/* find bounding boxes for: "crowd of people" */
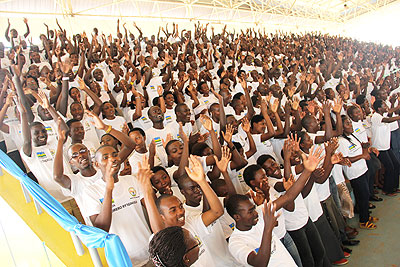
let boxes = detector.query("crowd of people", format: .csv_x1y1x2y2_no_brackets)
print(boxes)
1,17,400,267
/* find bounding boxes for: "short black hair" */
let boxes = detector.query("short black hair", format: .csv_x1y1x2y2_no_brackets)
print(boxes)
151,165,168,175
243,164,263,188
355,94,366,105
226,194,250,218
165,139,180,156
29,121,44,130
373,99,384,112
256,154,275,166
251,114,264,128
66,118,81,129
129,127,145,137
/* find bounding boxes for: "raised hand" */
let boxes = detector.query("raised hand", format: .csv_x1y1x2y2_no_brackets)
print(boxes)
222,124,234,143
85,109,107,130
58,59,72,74
248,188,266,206
263,201,280,231
162,133,173,148
38,90,50,109
77,77,86,89
104,158,117,190
325,137,339,155
137,155,154,194
289,132,300,152
184,155,205,183
270,98,279,113
213,146,231,173
241,117,251,133
283,174,295,191
331,152,344,164
199,114,213,132
302,145,324,172
157,85,163,96
292,96,300,111
332,98,343,114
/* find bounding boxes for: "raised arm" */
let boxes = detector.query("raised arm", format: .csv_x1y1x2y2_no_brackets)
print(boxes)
247,202,279,267
136,157,165,233
89,158,117,232
55,60,72,117
23,18,30,38
173,123,189,181
274,145,323,210
185,155,224,227
53,118,71,189
214,146,236,197
260,99,275,141
85,110,135,162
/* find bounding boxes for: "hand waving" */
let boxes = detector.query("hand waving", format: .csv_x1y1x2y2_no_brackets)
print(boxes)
213,146,232,173
185,155,206,183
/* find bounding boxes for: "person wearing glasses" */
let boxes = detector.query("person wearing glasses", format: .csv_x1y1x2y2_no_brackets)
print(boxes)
52,110,135,224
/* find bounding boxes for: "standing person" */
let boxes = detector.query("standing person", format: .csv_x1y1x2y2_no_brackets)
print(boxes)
228,144,323,267
371,99,400,195
338,115,378,229
79,115,151,266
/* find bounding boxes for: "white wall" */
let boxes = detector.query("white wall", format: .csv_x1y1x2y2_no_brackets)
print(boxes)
344,1,400,46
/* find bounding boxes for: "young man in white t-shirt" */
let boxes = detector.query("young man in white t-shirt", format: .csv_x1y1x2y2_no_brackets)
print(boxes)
53,111,135,222
136,155,224,267
371,99,400,195
78,113,151,266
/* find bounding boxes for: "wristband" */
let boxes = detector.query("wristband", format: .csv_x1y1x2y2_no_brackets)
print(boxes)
105,125,112,134
62,77,69,81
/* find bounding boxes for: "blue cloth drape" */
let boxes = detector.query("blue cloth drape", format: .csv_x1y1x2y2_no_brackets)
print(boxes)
0,150,132,267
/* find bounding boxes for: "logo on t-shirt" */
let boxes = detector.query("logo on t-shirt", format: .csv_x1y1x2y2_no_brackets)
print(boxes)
348,144,356,151
154,137,163,147
45,126,53,133
36,151,46,158
354,128,361,133
229,222,235,230
128,187,137,197
165,115,172,121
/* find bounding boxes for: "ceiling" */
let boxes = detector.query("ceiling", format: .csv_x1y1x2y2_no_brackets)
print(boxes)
0,0,398,25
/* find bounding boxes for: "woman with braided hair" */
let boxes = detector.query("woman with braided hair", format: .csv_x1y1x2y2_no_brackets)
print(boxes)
149,226,200,267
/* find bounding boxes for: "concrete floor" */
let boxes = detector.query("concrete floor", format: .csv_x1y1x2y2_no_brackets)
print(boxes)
345,193,400,267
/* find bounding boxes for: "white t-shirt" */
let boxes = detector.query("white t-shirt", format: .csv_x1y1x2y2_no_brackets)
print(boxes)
337,136,368,180
20,141,72,203
228,210,296,267
351,120,369,143
269,175,308,232
146,76,163,106
81,175,151,266
131,107,153,131
61,171,102,223
164,107,176,126
370,112,391,151
184,201,238,266
128,150,162,175
80,116,100,146
100,116,127,136
183,215,217,267
252,134,277,161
